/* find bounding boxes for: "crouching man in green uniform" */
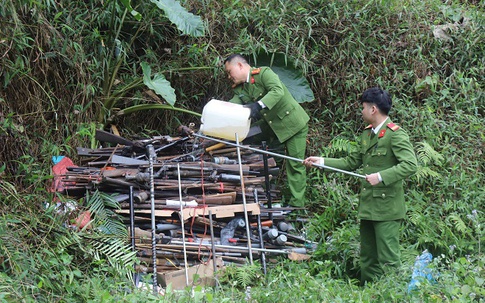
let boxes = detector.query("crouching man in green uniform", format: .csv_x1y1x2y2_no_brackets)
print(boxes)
224,54,310,207
303,87,417,284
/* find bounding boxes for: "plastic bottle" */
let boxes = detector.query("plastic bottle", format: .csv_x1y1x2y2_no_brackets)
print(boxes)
200,99,251,141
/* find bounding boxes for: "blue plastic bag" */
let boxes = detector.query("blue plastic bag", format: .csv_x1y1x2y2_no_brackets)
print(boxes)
408,249,434,292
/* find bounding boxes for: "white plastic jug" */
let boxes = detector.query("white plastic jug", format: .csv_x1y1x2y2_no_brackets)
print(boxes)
200,99,251,141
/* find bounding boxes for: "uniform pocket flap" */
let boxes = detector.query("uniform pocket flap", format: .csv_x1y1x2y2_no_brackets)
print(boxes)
277,103,295,119
372,189,395,199
372,147,387,156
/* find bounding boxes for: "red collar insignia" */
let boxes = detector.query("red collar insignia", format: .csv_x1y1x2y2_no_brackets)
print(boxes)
378,129,386,138
250,77,255,84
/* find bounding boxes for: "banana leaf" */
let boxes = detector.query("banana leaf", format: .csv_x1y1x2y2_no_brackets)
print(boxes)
252,52,315,103
150,0,205,37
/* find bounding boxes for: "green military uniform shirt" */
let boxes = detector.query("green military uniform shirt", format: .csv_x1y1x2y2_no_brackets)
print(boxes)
324,118,418,220
228,67,309,143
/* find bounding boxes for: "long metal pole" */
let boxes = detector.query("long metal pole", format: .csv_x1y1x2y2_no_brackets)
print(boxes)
177,164,190,287
129,186,139,286
208,211,218,275
261,141,273,221
235,133,253,264
254,189,267,275
147,145,157,294
192,132,365,179
170,240,298,255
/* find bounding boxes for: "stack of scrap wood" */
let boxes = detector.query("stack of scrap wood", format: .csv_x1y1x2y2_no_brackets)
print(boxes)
58,129,313,286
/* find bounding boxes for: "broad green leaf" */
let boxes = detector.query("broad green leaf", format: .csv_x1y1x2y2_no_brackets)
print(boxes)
118,0,142,21
141,62,177,106
150,0,205,37
253,52,315,103
116,104,201,117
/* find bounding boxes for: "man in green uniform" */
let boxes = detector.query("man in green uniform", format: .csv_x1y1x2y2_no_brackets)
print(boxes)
303,87,417,284
224,54,310,207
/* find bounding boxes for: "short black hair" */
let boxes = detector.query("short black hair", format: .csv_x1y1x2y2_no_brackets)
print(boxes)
224,54,247,65
360,87,392,115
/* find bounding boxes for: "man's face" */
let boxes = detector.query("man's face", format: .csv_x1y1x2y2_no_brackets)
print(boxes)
361,102,375,124
224,61,246,85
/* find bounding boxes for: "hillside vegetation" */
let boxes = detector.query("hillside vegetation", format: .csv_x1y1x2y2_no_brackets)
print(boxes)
1,0,484,302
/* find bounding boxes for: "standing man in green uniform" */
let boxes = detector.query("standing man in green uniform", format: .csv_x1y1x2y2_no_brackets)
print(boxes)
303,87,417,284
224,54,310,207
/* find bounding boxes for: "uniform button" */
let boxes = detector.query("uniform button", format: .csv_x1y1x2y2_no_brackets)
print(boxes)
378,153,381,155
263,113,267,116
381,193,386,198
363,188,366,191
286,111,289,115
269,121,272,124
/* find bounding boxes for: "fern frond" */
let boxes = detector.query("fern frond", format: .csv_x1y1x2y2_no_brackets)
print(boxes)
447,214,468,235
85,235,137,283
408,212,424,227
56,232,82,251
219,261,262,288
413,166,442,183
86,190,127,237
61,190,136,282
326,138,358,157
416,141,444,166
235,262,261,288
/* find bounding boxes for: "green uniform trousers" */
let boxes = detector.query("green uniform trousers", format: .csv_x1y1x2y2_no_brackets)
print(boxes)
284,125,308,207
249,124,308,207
360,219,402,285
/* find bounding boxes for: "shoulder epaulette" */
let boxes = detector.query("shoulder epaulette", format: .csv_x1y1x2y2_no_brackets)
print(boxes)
387,122,400,131
365,124,373,129
251,68,261,75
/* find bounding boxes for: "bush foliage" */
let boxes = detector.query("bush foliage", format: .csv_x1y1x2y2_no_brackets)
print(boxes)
1,0,484,301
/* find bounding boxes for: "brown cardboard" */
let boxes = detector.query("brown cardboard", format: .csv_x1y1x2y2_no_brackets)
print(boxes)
157,258,223,290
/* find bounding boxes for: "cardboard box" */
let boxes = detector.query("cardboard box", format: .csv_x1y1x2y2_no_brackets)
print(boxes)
157,258,223,290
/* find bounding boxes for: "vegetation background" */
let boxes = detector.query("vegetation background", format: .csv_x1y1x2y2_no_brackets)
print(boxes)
1,0,484,302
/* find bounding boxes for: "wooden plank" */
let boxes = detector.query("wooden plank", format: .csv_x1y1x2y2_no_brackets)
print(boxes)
196,192,236,205
116,203,260,219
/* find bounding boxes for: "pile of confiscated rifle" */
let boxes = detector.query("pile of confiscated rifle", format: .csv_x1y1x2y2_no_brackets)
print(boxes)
60,128,315,289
